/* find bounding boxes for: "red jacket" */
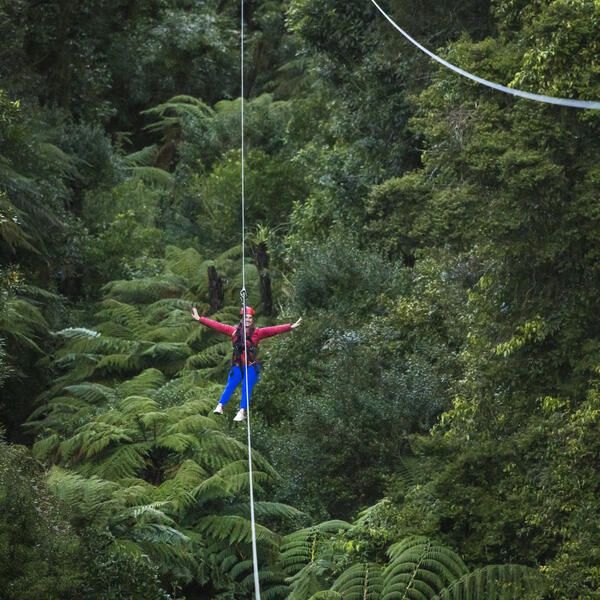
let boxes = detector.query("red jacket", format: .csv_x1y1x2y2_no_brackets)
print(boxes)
198,316,292,366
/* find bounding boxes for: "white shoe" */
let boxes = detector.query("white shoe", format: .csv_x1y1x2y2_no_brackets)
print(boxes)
233,409,245,422
213,403,223,415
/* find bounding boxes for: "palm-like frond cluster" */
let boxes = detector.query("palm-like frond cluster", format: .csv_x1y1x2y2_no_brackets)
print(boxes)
285,534,544,600
26,243,296,596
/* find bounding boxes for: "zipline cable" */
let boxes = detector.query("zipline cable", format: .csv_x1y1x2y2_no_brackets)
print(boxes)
240,0,262,598
241,291,261,600
368,0,600,110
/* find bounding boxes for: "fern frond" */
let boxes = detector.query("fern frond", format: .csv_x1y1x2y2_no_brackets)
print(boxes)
167,413,219,435
382,537,469,600
113,480,154,506
104,277,185,304
141,94,214,124
56,334,135,356
280,521,351,577
94,352,140,373
122,144,159,167
27,395,89,421
98,299,148,337
38,142,77,175
433,564,545,600
31,433,60,461
140,341,191,362
95,321,133,338
191,459,252,500
118,368,166,398
184,340,230,369
164,246,205,281
155,432,198,452
47,467,119,520
65,382,115,404
170,459,209,485
261,584,291,600
92,443,149,480
134,536,197,579
307,592,342,600
0,206,37,252
198,514,278,547
228,501,306,521
331,562,384,600
60,421,134,462
55,327,101,340
118,395,160,415
286,557,336,600
128,503,176,525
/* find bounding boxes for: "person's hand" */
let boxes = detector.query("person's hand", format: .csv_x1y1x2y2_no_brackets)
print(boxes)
291,317,302,329
191,307,201,321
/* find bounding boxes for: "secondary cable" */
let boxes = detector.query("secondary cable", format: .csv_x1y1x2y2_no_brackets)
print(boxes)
369,0,600,110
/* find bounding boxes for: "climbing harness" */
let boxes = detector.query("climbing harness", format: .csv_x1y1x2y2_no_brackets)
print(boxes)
239,0,261,596
232,325,258,366
368,0,600,110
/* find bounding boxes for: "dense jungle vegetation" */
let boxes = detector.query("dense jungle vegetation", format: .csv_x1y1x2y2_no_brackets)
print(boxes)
1,0,600,598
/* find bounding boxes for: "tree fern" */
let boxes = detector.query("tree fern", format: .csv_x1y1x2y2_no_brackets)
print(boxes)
0,191,37,252
330,562,383,600
128,166,172,189
30,236,291,591
184,340,231,370
46,467,119,522
164,245,206,281
198,514,279,546
141,95,214,135
382,537,468,600
228,501,306,522
91,443,150,480
97,299,149,338
1,297,48,352
432,565,545,600
117,368,166,397
104,276,186,305
140,341,191,362
308,592,342,600
286,556,337,600
288,528,546,600
122,144,160,167
66,382,116,403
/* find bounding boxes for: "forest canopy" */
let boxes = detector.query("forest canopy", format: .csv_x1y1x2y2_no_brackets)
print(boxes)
1,0,600,598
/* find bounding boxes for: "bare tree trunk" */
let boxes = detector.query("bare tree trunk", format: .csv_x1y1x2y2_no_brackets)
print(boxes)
208,265,224,314
254,241,273,316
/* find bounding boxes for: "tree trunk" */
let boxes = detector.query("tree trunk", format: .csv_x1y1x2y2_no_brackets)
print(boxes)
254,241,273,316
208,265,224,314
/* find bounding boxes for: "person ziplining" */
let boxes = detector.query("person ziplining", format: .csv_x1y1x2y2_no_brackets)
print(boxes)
191,305,302,421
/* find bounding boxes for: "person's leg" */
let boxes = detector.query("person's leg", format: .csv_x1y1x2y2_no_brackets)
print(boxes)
240,364,260,410
219,366,243,405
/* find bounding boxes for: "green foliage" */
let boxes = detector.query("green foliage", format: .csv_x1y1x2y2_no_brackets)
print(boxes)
26,240,305,597
258,239,453,518
0,436,167,600
4,1,600,599
283,518,543,600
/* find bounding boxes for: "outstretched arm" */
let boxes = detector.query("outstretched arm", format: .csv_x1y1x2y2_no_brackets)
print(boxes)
191,307,236,336
257,317,302,340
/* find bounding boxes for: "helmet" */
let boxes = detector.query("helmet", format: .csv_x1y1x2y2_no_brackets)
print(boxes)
240,306,255,316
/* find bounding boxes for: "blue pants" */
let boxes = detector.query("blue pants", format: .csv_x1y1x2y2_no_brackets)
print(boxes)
219,364,261,410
